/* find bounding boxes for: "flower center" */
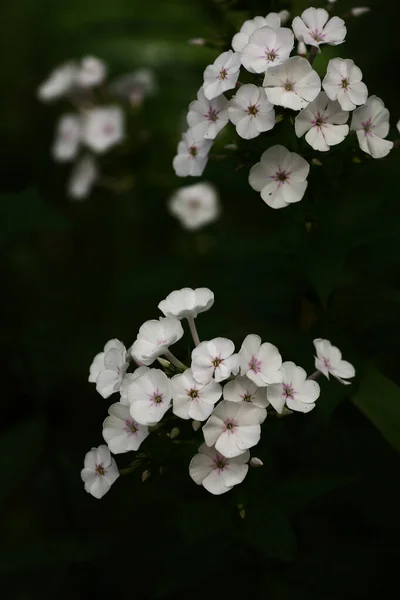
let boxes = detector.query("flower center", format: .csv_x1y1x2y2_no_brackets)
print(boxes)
95,464,105,476
361,118,372,135
265,48,278,62
247,104,259,116
212,356,223,368
341,78,350,89
224,418,237,433
103,123,114,136
214,454,227,471
242,394,253,402
188,198,201,210
311,30,325,42
282,383,295,399
284,82,294,91
272,169,289,183
189,145,198,157
323,357,331,369
312,112,326,128
249,355,261,373
206,107,219,122
125,419,137,434
189,388,199,399
219,68,228,80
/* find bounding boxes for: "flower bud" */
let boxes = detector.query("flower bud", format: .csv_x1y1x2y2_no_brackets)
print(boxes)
192,420,201,432
188,38,206,46
250,457,264,468
170,427,180,439
297,42,307,57
141,470,151,482
351,7,370,17
278,9,291,24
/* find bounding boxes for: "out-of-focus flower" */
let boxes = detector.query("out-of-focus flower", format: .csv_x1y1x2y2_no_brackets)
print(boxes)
77,56,107,88
111,68,157,107
37,62,78,101
292,7,346,47
228,84,275,139
173,129,213,177
187,87,229,140
168,182,220,230
351,7,370,17
67,155,98,200
81,445,119,499
203,50,241,100
263,56,320,110
189,443,250,495
295,92,349,152
82,106,124,153
249,145,309,209
52,114,81,161
350,95,393,159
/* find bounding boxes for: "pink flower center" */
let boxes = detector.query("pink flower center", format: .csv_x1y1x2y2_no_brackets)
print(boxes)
323,357,331,369
95,463,106,476
150,390,163,405
213,453,228,471
282,383,295,399
361,118,372,136
156,338,168,347
224,418,238,433
311,111,327,128
249,355,262,373
188,388,199,399
265,47,279,62
188,198,201,210
103,123,114,136
124,419,138,434
206,107,219,122
272,169,290,184
311,29,325,42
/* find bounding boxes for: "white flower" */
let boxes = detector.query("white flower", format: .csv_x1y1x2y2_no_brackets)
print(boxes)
102,403,149,453
238,334,282,386
228,84,275,139
223,376,269,409
67,155,98,200
171,369,222,421
314,338,355,385
232,13,281,53
350,95,393,159
189,443,250,495
191,338,238,385
292,7,346,47
322,58,368,111
37,63,77,101
203,50,241,100
111,68,157,107
267,361,320,414
168,182,220,230
77,56,107,88
351,7,371,17
249,145,309,209
263,56,321,111
119,366,150,405
158,287,214,319
187,87,229,140
81,445,119,499
278,10,291,24
52,114,81,162
130,317,184,366
88,339,128,399
202,400,266,458
172,129,213,177
295,92,349,152
82,106,124,153
241,26,294,74
128,368,172,425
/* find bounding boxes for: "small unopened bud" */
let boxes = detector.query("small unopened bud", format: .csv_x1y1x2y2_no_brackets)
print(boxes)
141,470,151,482
224,143,238,151
278,9,291,24
297,42,307,57
188,37,206,46
275,113,284,124
192,420,201,432
157,357,171,369
170,427,180,439
250,457,264,468
351,7,371,17
312,158,322,166
327,0,337,3
237,504,246,519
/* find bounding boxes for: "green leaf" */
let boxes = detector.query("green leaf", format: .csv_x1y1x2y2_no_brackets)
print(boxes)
352,367,400,452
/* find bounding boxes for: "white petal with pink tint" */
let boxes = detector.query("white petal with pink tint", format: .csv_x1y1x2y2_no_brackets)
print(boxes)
102,402,149,453
189,443,250,495
267,361,320,414
314,338,355,385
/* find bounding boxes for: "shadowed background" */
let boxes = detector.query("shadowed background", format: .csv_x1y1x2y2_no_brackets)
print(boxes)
1,0,400,598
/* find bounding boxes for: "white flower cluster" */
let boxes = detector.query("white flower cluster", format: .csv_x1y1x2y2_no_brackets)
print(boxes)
38,57,156,200
82,287,355,498
172,7,393,209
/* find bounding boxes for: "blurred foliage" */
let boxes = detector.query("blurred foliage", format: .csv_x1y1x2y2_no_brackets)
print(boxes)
1,0,400,598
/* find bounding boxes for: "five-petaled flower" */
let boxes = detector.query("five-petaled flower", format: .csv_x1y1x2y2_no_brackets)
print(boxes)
223,376,270,409
295,91,349,152
292,7,346,47
173,129,213,177
168,182,220,229
232,12,281,55
189,443,250,495
171,369,222,421
130,317,184,366
82,106,124,153
314,338,355,385
102,402,149,453
249,145,310,209
323,58,368,111
267,361,320,414
81,445,119,499
241,25,294,74
187,86,229,140
158,287,214,320
89,339,129,399
191,337,238,385
203,50,241,100
238,334,282,386
350,95,393,159
228,84,275,139
128,368,172,425
263,56,321,111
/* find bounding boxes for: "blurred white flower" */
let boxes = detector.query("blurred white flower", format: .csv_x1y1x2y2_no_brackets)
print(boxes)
263,56,321,110
202,400,266,458
158,287,214,319
278,10,291,24
77,56,107,88
228,84,275,139
171,369,222,421
232,13,281,53
223,376,269,409
191,337,238,385
82,106,124,153
112,68,157,107
249,145,310,209
350,95,393,159
203,50,241,100
295,92,349,152
168,182,220,230
267,361,320,414
314,338,355,385
37,62,77,101
119,366,150,405
238,334,282,386
88,339,128,399
128,368,172,425
52,114,81,162
172,129,213,177
67,155,98,200
130,317,184,366
323,58,368,111
102,402,149,453
292,7,346,47
187,86,229,140
189,443,250,495
241,26,294,74
81,445,119,499
351,7,371,17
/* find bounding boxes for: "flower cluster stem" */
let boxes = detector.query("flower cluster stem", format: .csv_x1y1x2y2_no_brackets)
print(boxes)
308,370,321,380
187,315,200,347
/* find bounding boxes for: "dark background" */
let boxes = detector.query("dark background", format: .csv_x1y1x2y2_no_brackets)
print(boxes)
1,0,400,598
